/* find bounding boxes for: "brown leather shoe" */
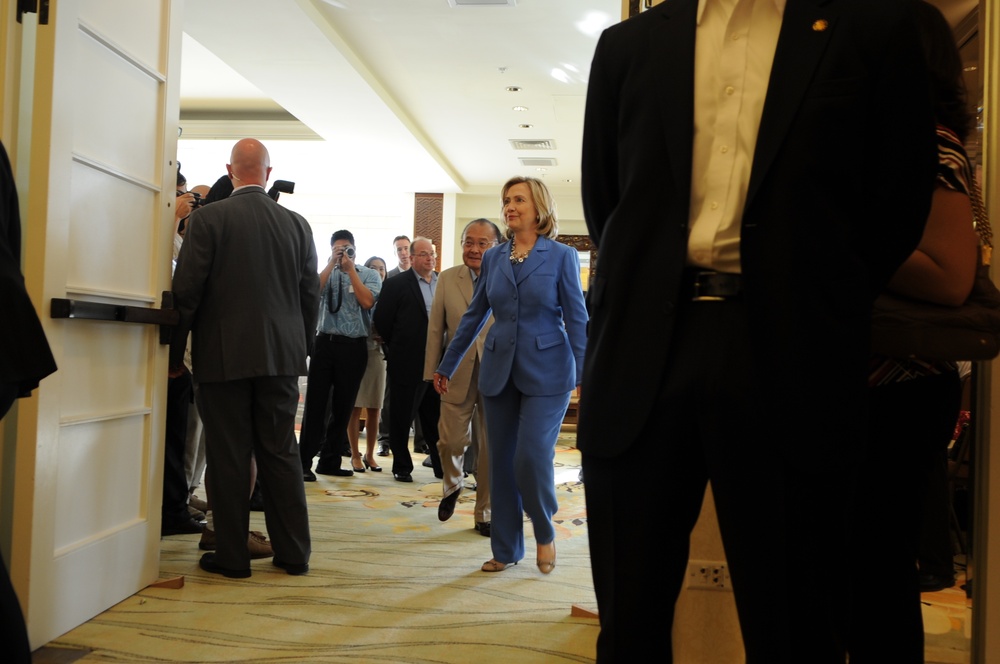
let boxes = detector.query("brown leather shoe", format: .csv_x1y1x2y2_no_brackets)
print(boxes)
188,494,209,512
199,528,274,560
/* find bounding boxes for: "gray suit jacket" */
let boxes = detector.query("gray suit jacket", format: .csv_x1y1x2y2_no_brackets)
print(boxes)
170,186,319,383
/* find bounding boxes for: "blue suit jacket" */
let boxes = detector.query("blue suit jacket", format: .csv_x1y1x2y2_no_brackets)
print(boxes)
436,236,588,397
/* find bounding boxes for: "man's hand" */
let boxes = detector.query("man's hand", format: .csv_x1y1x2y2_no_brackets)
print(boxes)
334,245,356,272
175,192,195,222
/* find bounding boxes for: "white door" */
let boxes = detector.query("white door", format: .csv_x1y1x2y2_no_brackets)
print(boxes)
5,0,182,648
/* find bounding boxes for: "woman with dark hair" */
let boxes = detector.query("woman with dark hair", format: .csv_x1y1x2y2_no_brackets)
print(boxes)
348,256,388,472
433,176,587,574
850,2,979,660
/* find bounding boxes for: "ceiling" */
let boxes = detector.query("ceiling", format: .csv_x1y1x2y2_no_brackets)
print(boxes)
179,0,619,197
178,0,981,199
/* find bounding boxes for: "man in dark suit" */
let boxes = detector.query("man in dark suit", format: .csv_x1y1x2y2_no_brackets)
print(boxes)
170,138,318,578
378,235,412,456
1,139,56,664
386,235,411,278
578,2,938,661
373,237,443,482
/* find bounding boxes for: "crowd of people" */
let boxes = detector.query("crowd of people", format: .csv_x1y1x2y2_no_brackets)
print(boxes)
167,140,585,581
158,2,977,661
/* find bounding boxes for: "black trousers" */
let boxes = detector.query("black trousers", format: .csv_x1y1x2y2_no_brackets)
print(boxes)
583,298,851,664
299,334,368,472
387,378,441,477
163,372,192,524
1,384,31,663
847,370,962,663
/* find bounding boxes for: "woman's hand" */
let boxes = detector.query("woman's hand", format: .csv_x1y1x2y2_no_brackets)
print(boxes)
433,372,449,395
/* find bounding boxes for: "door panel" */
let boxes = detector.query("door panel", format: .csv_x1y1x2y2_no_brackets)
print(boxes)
67,163,159,298
9,0,182,648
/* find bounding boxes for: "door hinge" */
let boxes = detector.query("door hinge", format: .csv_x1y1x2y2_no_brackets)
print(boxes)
17,0,49,25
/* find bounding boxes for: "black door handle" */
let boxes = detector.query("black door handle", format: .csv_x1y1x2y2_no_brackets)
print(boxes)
51,291,179,345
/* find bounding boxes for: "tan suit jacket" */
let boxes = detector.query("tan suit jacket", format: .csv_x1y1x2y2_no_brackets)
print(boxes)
423,264,492,403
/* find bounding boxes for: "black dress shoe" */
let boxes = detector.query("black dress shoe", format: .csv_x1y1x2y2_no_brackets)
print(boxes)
422,456,434,468
303,468,317,482
393,473,413,483
919,573,956,593
199,552,250,579
377,442,390,457
161,516,206,536
438,489,461,522
272,558,309,575
475,522,491,537
316,465,353,477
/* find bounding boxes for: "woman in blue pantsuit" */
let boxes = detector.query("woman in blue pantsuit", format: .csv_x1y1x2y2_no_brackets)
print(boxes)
433,176,588,573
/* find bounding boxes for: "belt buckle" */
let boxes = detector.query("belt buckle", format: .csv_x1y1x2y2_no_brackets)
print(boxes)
691,271,725,302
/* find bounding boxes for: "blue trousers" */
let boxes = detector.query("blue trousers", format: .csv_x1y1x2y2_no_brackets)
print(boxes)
483,378,570,563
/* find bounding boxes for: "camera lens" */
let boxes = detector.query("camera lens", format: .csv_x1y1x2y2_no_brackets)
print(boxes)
345,246,356,259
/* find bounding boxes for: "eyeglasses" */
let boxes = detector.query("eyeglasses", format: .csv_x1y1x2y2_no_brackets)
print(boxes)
413,251,436,259
463,240,496,250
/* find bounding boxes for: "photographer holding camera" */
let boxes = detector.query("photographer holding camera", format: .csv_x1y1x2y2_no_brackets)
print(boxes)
299,230,382,480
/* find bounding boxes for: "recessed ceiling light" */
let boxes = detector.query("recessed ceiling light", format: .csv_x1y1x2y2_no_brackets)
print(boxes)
506,86,522,92
518,124,533,129
512,106,529,112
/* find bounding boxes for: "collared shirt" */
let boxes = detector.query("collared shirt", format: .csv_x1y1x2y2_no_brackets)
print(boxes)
316,264,382,338
416,270,438,316
687,0,785,273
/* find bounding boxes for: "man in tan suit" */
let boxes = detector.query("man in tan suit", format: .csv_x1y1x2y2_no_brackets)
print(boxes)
424,219,501,535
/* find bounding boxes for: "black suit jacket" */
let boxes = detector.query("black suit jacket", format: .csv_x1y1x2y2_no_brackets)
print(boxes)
0,141,56,394
578,0,938,461
373,269,436,385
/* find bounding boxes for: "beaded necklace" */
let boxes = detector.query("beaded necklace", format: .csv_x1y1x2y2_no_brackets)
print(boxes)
509,237,533,264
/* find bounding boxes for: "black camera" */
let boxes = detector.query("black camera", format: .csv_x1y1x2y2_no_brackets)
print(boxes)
190,192,207,209
342,245,356,259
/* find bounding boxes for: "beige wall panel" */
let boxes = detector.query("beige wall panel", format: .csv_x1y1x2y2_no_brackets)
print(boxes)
55,322,152,418
78,0,166,71
53,415,146,553
67,161,157,297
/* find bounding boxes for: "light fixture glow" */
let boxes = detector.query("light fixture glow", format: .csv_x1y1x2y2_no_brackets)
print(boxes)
550,68,571,84
576,11,612,38
512,105,529,112
506,86,522,92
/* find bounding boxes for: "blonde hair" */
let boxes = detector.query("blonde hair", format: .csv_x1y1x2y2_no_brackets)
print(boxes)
500,176,558,240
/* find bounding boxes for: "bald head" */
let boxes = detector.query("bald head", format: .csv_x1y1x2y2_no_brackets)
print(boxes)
227,138,271,187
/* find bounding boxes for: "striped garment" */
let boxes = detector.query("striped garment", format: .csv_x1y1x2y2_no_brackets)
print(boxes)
868,124,978,387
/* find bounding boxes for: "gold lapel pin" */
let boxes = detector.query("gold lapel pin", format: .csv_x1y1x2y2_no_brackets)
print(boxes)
812,19,828,32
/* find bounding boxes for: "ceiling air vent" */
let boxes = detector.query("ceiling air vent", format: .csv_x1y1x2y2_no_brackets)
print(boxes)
519,157,557,167
447,0,516,7
509,139,556,150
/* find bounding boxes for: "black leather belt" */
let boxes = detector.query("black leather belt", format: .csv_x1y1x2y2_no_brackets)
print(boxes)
316,333,366,343
684,269,743,301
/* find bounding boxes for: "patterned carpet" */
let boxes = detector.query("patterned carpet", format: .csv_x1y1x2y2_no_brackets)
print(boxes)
35,427,973,663
40,434,598,663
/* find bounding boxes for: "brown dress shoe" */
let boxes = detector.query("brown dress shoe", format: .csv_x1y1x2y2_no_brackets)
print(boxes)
199,528,274,560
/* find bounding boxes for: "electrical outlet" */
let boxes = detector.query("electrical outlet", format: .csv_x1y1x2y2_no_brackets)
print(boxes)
685,560,732,591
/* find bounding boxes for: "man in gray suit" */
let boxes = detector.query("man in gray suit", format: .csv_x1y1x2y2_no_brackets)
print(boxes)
170,138,319,578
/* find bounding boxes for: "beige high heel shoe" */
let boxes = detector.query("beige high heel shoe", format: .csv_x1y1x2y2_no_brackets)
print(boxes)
536,541,556,574
481,559,517,572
